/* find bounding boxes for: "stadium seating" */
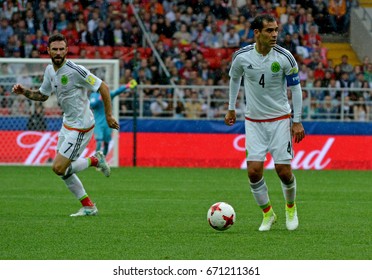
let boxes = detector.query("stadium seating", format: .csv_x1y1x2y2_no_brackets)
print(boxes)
98,46,114,58
68,45,80,58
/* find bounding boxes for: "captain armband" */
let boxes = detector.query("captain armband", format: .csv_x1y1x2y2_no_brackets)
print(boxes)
286,72,300,86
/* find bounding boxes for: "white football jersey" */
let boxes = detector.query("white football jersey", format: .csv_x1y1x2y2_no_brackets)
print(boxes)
229,43,300,120
40,60,102,129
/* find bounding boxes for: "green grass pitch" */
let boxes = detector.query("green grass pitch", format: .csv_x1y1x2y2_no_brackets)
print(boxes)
0,166,371,260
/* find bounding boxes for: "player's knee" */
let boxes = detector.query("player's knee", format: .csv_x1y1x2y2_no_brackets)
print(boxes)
52,163,66,176
275,166,292,183
248,169,263,183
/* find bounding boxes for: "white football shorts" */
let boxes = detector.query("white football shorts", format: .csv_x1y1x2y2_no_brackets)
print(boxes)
57,124,94,161
245,118,293,164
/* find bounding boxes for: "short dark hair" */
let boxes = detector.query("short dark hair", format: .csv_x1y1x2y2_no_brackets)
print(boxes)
250,15,277,31
48,33,67,47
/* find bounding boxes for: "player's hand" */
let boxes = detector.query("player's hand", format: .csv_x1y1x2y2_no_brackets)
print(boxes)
12,84,25,95
224,110,236,126
106,115,119,130
292,122,305,143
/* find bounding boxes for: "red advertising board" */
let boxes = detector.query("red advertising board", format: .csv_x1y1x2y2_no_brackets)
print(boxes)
1,131,371,170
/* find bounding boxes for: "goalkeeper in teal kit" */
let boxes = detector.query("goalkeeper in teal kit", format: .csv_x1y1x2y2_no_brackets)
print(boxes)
90,79,137,156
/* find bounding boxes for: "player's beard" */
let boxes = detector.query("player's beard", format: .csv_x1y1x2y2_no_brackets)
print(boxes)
51,55,66,67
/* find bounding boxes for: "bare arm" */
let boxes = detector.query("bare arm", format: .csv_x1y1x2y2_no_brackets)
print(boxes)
98,81,119,130
12,84,49,102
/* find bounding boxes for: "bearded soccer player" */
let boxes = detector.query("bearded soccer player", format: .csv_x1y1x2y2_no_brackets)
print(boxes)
225,15,305,231
12,33,119,216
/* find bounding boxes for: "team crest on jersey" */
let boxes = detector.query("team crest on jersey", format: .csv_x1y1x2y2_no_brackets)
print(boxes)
271,62,280,73
87,75,96,85
61,75,68,85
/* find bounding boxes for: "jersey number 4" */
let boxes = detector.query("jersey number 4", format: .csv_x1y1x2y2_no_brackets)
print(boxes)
259,74,265,88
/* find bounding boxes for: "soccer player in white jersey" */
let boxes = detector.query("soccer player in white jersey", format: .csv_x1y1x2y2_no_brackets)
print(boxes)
12,33,119,217
225,15,305,231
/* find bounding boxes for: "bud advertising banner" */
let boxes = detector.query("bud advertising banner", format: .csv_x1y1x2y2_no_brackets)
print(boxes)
118,133,372,170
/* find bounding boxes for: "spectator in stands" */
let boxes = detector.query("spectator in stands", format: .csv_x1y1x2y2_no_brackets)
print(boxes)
299,12,318,38
30,48,41,59
143,0,165,17
0,84,11,109
326,77,342,99
179,59,195,80
191,22,208,46
22,34,34,58
333,64,343,81
223,26,240,49
174,100,186,118
24,9,39,35
280,33,297,57
322,70,333,87
299,64,308,82
339,54,353,74
27,102,47,131
361,56,370,73
295,7,307,28
150,90,168,117
4,35,19,57
35,1,48,26
328,0,348,34
92,19,114,46
204,23,224,48
0,18,13,48
362,80,371,101
338,71,352,97
14,19,28,44
111,18,125,46
173,23,192,45
312,0,329,33
363,63,372,85
302,25,322,53
228,0,240,21
210,0,229,20
348,64,363,83
185,91,203,119
238,20,254,47
129,25,143,47
321,95,340,120
42,10,57,36
282,14,300,36
314,62,325,80
354,96,369,121
310,79,326,100
181,6,198,25
32,29,48,53
132,58,153,81
61,21,79,46
342,95,354,120
306,51,323,70
87,9,101,34
11,94,31,116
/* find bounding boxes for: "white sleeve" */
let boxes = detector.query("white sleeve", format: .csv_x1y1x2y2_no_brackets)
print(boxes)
228,55,244,110
75,63,102,92
228,77,241,110
39,66,52,96
290,83,303,123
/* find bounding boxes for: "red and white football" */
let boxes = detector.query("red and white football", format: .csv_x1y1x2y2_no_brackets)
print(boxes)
207,202,236,231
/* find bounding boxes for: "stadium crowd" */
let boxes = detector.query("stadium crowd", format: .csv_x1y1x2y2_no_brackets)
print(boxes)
0,0,371,121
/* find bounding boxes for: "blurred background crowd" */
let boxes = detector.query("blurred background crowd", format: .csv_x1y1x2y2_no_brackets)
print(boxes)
0,0,371,122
